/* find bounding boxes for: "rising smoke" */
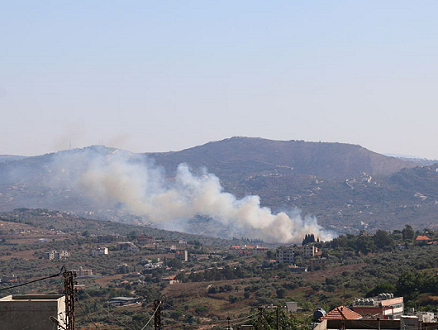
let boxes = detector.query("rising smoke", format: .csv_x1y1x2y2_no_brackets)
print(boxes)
50,147,334,243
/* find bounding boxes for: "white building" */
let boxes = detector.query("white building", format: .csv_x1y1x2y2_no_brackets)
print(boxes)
91,247,108,256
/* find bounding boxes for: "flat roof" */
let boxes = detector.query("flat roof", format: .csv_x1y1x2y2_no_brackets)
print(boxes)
0,294,64,301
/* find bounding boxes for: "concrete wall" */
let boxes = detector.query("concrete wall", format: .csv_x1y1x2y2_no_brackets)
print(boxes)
0,294,65,330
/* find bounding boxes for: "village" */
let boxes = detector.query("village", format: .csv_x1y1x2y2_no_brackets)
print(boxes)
0,210,437,329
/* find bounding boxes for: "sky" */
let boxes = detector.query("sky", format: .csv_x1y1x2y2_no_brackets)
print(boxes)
1,1,438,158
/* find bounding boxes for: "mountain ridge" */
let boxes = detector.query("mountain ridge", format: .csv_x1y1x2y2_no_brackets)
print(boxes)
146,137,418,180
0,137,430,237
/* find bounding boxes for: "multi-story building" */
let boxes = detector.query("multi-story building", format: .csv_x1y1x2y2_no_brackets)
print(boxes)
303,244,321,258
276,246,295,264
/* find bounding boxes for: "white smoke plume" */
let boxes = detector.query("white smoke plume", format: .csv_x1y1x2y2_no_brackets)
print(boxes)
52,147,334,243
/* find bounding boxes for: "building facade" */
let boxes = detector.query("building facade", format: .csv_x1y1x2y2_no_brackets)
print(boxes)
276,246,295,264
0,294,65,330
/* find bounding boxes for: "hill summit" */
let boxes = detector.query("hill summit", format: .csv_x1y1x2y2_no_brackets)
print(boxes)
148,137,417,180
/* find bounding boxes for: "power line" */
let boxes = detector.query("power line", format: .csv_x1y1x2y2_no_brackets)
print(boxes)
81,287,137,330
0,266,66,293
76,299,103,330
140,300,162,330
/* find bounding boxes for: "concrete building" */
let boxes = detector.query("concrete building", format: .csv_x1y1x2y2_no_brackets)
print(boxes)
175,250,189,261
289,265,307,273
309,257,327,271
91,247,108,256
118,242,139,253
286,302,298,312
0,294,65,330
229,245,268,256
44,250,69,260
72,266,94,277
352,294,403,319
303,244,321,258
276,246,295,264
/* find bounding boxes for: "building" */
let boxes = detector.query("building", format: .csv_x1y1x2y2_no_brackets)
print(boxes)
175,250,189,261
161,275,179,285
276,246,295,264
91,247,108,256
0,294,66,330
309,257,327,271
319,306,362,321
44,250,69,260
229,245,268,256
352,294,403,319
118,242,139,253
303,244,321,258
137,235,154,245
415,235,430,245
72,266,94,277
117,263,130,274
286,302,298,312
107,296,141,307
289,265,307,273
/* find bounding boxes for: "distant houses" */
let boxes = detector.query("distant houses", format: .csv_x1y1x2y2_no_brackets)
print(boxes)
44,250,69,260
229,245,268,256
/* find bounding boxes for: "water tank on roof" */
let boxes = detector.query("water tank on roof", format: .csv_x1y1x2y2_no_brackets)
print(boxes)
313,308,326,321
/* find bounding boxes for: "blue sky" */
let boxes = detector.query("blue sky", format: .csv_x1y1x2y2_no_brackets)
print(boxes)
1,1,438,158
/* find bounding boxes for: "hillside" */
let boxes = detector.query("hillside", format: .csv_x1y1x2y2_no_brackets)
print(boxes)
147,137,417,180
0,137,430,237
225,164,438,233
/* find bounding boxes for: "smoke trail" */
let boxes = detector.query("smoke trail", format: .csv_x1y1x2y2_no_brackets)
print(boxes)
52,147,334,243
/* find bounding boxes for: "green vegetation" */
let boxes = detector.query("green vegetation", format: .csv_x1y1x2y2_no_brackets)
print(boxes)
0,209,438,329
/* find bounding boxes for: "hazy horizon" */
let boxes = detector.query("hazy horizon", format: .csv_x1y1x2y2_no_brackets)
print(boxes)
2,1,438,158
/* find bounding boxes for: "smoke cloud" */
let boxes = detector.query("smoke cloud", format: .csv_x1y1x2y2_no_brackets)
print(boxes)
51,147,334,243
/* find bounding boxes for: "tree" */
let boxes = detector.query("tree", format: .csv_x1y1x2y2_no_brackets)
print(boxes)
302,234,315,245
276,288,286,298
374,230,393,249
402,225,415,240
366,283,396,297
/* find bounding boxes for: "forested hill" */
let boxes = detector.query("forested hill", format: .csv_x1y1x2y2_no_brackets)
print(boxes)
0,138,430,235
147,137,417,180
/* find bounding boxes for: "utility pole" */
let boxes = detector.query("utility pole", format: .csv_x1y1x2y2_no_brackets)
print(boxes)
257,307,264,330
154,299,162,330
64,269,76,330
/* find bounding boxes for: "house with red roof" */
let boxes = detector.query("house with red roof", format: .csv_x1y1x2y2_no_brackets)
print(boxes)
319,306,362,321
415,235,431,245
